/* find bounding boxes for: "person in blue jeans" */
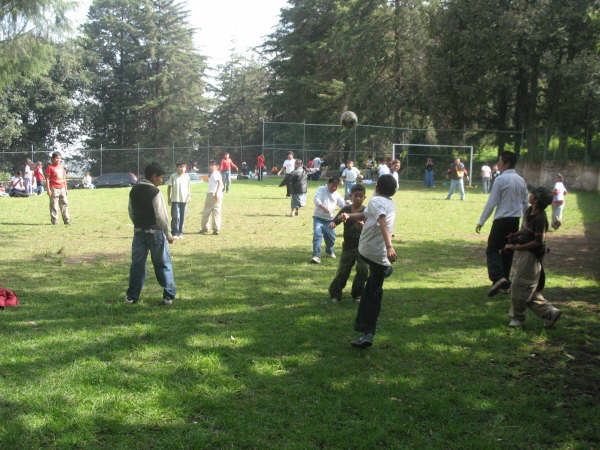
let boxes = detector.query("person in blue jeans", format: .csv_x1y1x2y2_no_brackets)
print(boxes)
311,177,347,264
125,162,176,305
446,157,468,200
424,157,434,187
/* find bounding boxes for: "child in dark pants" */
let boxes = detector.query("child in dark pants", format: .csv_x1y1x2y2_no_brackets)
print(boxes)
328,184,368,303
340,175,397,348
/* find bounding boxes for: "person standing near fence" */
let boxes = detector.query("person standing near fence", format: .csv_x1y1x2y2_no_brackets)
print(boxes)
23,159,34,195
167,162,191,239
45,151,71,225
257,153,265,181
34,162,45,195
200,160,224,235
476,151,528,297
277,151,296,197
551,173,567,230
481,162,491,194
445,157,468,200
424,157,434,187
219,153,238,193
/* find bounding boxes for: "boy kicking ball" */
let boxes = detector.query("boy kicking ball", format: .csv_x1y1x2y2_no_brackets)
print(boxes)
340,174,397,348
328,184,368,303
125,162,176,306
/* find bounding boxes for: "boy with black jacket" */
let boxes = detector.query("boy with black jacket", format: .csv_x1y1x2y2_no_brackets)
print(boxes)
280,159,308,217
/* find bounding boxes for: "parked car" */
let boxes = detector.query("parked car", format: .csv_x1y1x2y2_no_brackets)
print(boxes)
188,173,204,184
95,172,138,188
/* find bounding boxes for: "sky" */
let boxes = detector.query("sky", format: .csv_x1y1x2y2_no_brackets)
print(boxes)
70,0,289,68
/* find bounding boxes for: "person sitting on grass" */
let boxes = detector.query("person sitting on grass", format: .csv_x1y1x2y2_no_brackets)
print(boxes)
9,171,28,197
340,174,397,348
503,186,561,329
125,162,176,306
328,183,368,303
280,159,307,217
311,177,346,264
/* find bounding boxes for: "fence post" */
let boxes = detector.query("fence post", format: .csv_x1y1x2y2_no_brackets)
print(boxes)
100,144,103,176
207,136,210,172
303,120,306,163
137,143,140,179
31,144,34,162
172,143,175,166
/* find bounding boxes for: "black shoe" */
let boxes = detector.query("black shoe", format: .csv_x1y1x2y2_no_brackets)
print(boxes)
384,266,394,279
488,277,509,297
351,333,373,348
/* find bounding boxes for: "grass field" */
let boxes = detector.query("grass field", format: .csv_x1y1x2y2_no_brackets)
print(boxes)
1,178,599,448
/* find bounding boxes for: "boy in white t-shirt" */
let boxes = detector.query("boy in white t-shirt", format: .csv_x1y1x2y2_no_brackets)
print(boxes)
481,163,492,193
200,160,223,235
167,162,192,238
340,160,363,200
340,174,397,348
551,173,567,230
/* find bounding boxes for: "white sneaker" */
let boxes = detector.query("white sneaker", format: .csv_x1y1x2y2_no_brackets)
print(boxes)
124,295,137,304
289,211,295,217
330,297,340,303
311,256,321,264
326,252,336,259
163,297,173,305
508,319,523,328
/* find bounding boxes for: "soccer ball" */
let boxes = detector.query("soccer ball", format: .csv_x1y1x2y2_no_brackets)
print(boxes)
340,111,358,129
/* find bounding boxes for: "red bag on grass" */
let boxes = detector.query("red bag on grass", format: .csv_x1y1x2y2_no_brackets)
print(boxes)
0,287,19,308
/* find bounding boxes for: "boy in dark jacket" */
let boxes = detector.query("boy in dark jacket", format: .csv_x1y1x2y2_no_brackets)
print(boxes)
328,183,368,302
125,162,176,305
280,159,308,216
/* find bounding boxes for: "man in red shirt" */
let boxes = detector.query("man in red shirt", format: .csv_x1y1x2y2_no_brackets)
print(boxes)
219,153,238,193
45,151,71,225
257,153,265,181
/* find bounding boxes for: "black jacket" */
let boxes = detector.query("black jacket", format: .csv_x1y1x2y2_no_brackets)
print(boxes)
280,167,307,194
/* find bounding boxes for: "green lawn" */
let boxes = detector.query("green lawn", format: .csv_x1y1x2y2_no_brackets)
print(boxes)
1,178,599,448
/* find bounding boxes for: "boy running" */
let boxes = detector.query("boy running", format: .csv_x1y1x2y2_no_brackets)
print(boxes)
340,174,397,348
551,173,567,230
280,159,308,216
167,162,191,239
312,177,346,264
328,184,368,303
340,160,362,200
125,162,176,305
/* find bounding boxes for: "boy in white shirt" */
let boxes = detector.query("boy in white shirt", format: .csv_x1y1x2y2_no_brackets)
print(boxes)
340,160,362,200
340,174,397,348
551,173,567,230
311,177,346,264
167,162,191,238
200,160,223,235
481,163,492,193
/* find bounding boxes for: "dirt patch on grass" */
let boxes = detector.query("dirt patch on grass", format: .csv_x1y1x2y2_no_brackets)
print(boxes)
545,223,600,281
64,252,126,264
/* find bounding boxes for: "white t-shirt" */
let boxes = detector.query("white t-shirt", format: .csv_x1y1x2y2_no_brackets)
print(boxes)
553,181,567,202
82,175,92,187
312,157,322,170
23,165,33,181
378,164,391,176
392,172,399,189
283,159,296,174
358,196,396,266
481,165,491,178
11,176,24,190
208,170,222,194
168,173,191,203
342,167,360,182
313,185,345,220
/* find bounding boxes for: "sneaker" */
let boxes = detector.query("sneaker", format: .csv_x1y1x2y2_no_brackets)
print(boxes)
294,209,299,216
178,235,184,240
65,221,72,226
508,319,523,328
351,333,374,348
124,296,137,304
213,231,219,235
289,211,295,217
326,252,336,259
330,297,341,303
544,308,562,328
311,256,321,264
488,277,509,297
354,297,361,303
199,229,208,234
163,297,174,305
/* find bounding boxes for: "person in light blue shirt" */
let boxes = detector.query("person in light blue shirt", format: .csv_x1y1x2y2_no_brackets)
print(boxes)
476,151,528,297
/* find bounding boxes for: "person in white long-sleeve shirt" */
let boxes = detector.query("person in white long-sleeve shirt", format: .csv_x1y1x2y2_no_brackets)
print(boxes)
476,151,528,297
311,177,347,264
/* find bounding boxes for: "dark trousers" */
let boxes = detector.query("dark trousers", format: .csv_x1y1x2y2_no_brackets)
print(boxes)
170,202,187,235
258,167,263,181
329,248,368,299
486,217,520,283
354,255,388,335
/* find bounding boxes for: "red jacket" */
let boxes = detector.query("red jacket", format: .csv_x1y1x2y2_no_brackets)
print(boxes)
0,288,19,308
220,158,238,172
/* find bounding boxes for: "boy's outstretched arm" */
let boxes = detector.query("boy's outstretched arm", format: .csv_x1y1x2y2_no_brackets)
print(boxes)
377,214,396,262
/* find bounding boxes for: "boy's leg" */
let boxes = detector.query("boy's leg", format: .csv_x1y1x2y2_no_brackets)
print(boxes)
212,194,222,232
323,221,336,255
328,248,356,299
351,251,369,299
59,188,70,223
127,232,150,301
487,217,519,283
201,193,214,231
171,202,179,235
458,179,465,200
179,202,187,235
446,180,457,199
528,290,558,320
354,258,387,334
312,218,325,257
149,231,176,300
510,251,539,322
49,188,60,224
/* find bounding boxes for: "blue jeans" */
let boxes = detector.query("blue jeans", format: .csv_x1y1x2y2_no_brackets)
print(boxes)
312,217,336,257
344,181,355,200
36,181,44,195
170,202,187,235
425,170,434,187
127,230,176,301
222,170,231,192
446,178,465,200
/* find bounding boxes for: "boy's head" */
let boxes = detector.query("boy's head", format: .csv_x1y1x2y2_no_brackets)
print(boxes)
346,160,354,168
36,161,42,167
349,183,366,207
327,176,339,192
287,151,294,160
376,174,396,197
555,173,564,182
499,151,517,171
529,186,553,210
295,159,303,168
176,162,186,174
224,153,230,159
144,162,166,186
209,160,218,171
51,151,62,164
15,170,22,177
392,159,401,171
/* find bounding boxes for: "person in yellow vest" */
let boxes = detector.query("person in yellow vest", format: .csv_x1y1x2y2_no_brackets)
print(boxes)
445,157,468,200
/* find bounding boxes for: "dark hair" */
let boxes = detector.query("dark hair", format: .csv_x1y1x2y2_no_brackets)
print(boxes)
51,151,61,159
295,159,303,165
501,151,517,169
209,160,217,166
15,171,22,176
144,162,166,179
377,174,397,197
176,162,185,167
287,151,294,156
350,183,365,194
327,176,340,184
530,186,553,210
